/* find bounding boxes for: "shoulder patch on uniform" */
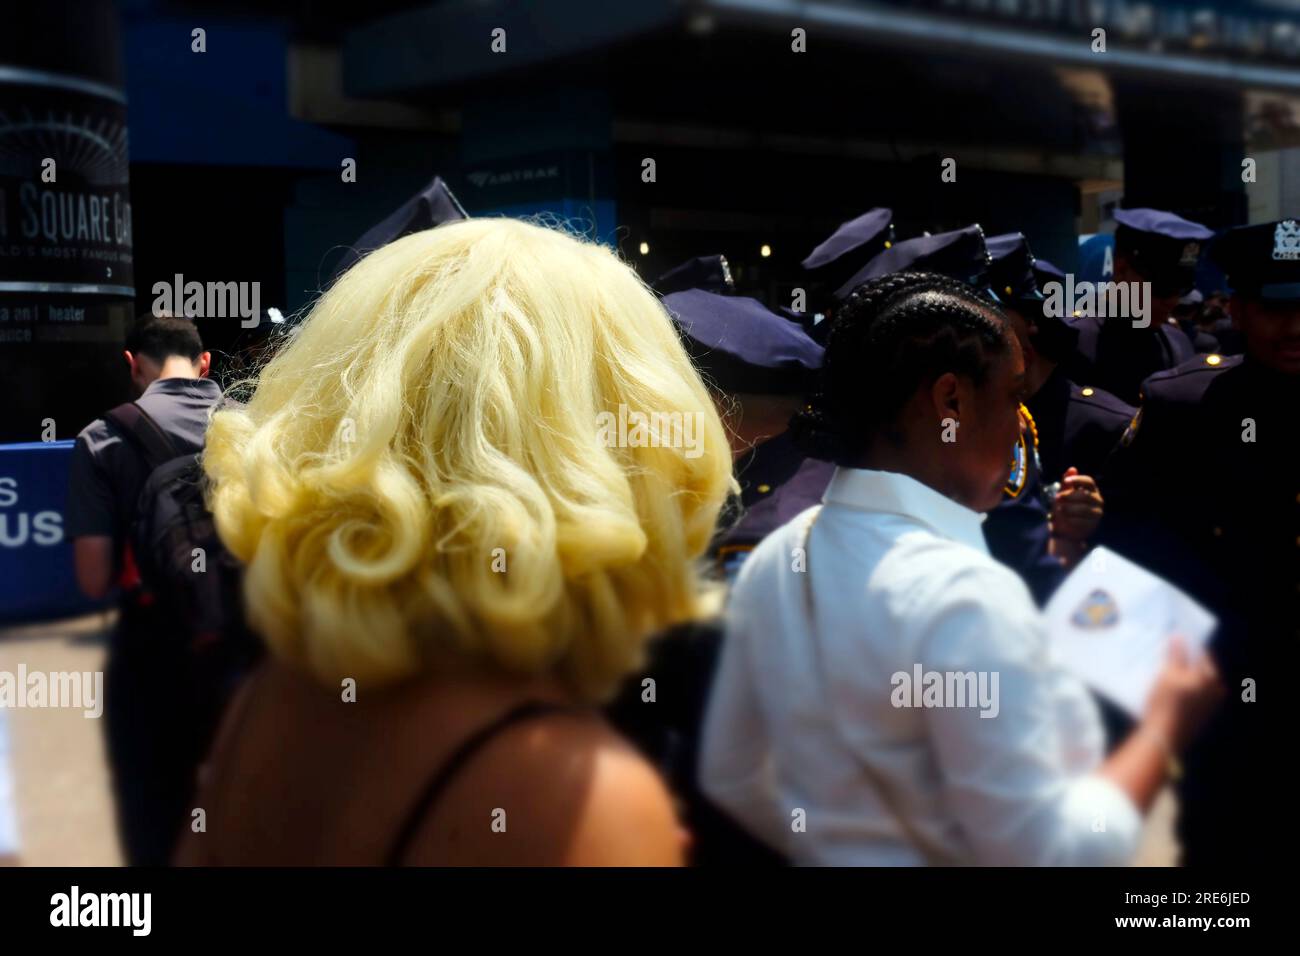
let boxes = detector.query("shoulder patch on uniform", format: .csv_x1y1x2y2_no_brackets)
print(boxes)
1004,434,1028,498
1004,406,1038,499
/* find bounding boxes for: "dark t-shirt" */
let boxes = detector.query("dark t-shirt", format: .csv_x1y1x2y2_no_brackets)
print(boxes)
65,377,223,567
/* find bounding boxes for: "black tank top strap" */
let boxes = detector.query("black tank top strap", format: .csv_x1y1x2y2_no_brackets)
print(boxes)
385,700,580,866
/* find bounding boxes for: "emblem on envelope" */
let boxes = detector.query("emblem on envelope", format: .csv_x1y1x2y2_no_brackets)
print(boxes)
1071,588,1119,630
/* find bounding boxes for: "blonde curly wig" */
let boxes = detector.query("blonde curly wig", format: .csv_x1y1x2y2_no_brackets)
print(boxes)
202,218,733,701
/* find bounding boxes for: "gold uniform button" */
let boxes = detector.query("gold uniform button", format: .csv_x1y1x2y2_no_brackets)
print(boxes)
757,484,772,494
1081,387,1095,397
1206,354,1223,366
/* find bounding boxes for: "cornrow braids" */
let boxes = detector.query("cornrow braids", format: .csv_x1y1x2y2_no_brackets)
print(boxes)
791,271,1011,464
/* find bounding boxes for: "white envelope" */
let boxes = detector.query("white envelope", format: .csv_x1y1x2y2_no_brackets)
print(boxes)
1044,546,1217,718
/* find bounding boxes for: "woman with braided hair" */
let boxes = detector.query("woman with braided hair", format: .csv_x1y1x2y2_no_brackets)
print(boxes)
698,272,1221,866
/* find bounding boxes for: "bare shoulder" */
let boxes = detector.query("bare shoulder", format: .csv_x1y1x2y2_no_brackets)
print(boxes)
402,710,685,867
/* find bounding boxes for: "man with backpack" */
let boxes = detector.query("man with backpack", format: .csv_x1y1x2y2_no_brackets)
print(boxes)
66,311,231,865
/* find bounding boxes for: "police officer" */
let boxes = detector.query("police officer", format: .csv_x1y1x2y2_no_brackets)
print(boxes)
987,232,1136,485
1182,289,1244,356
1173,290,1218,354
65,311,223,866
1198,291,1243,355
1100,218,1300,866
660,287,830,581
987,233,1134,740
604,287,827,866
1069,207,1212,404
796,207,895,341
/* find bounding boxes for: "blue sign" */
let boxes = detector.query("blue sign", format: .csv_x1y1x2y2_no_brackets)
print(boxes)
1077,233,1115,285
0,441,108,624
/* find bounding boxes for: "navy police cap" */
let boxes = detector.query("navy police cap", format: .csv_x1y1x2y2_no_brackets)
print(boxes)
1113,207,1214,242
332,175,468,281
985,234,1079,360
835,224,990,300
1113,207,1213,296
1032,257,1066,292
802,208,894,272
663,289,824,394
653,254,735,296
985,232,1041,304
1211,219,1300,302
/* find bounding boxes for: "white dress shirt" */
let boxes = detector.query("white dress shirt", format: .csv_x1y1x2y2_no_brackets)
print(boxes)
699,467,1142,866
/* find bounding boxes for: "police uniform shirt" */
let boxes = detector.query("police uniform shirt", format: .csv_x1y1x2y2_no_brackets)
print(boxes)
733,430,807,510
713,450,834,581
1067,313,1195,406
1098,352,1293,867
65,377,223,562
1024,366,1136,484
1101,352,1299,666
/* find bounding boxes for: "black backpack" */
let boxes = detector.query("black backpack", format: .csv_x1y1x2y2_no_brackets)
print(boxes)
104,401,259,695
604,619,789,866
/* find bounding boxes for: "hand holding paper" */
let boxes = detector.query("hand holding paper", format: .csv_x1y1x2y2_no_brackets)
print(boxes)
1044,546,1217,719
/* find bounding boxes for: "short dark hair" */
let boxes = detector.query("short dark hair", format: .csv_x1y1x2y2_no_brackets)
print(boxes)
791,272,1011,464
125,312,205,363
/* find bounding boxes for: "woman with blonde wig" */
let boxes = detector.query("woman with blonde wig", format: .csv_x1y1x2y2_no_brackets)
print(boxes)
176,218,733,865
